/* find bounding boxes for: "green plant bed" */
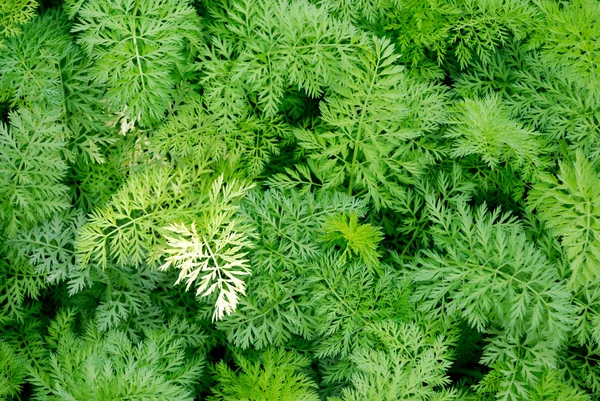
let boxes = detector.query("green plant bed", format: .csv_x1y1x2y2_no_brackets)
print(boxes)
1,0,599,400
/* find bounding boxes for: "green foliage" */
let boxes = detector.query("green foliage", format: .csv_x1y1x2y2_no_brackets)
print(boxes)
530,371,590,401
528,151,600,289
202,0,361,116
541,0,600,92
476,351,590,401
72,0,203,127
454,45,600,158
451,0,543,69
0,0,38,47
411,200,574,345
0,340,27,399
75,165,202,269
160,176,256,321
562,342,600,396
321,212,383,267
325,0,544,72
0,107,69,236
0,10,68,107
217,188,366,349
330,321,457,401
209,347,319,401
2,0,600,400
5,210,84,285
148,91,292,178
0,9,115,166
292,36,447,209
475,334,562,401
28,311,204,400
75,164,257,320
379,0,459,73
445,94,546,177
309,254,409,361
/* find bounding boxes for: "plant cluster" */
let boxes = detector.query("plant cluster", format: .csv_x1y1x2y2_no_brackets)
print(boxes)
1,0,600,400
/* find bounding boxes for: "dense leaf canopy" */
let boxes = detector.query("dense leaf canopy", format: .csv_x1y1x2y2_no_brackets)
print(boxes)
1,0,599,400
